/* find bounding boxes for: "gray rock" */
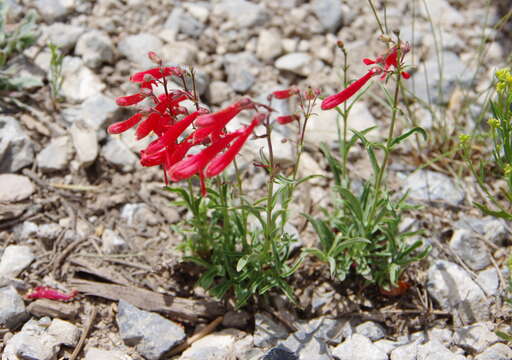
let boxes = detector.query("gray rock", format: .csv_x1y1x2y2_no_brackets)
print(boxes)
121,203,158,227
409,51,471,105
418,0,464,26
2,318,60,360
312,0,345,33
355,321,386,341
70,120,98,167
332,334,388,360
402,170,465,206
0,245,34,279
477,268,499,296
449,229,491,271
474,343,512,360
390,340,421,360
46,319,81,347
180,329,244,360
300,318,348,344
0,286,28,330
165,7,205,38
454,215,508,246
224,52,260,93
118,34,164,68
213,0,268,28
75,30,115,69
275,53,312,76
183,2,210,23
279,321,335,360
417,339,466,360
254,312,289,348
0,174,35,202
257,28,283,61
427,260,490,325
101,229,128,254
62,93,120,135
61,57,106,103
376,339,408,356
101,138,139,172
37,136,73,172
34,0,73,22
43,23,84,53
0,116,35,172
117,300,186,360
453,323,499,353
206,81,232,105
222,310,251,329
85,348,132,360
162,42,197,67
263,347,299,360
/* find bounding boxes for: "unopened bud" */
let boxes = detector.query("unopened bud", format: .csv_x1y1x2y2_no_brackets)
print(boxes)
393,29,400,37
378,34,392,43
336,40,345,49
148,51,162,65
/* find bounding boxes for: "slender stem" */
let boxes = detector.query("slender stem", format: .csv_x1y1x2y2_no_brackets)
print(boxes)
264,109,275,255
342,48,349,184
367,0,385,35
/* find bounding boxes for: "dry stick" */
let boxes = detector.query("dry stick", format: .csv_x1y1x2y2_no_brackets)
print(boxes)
22,169,81,201
52,238,86,277
70,306,98,360
49,183,100,192
168,316,224,356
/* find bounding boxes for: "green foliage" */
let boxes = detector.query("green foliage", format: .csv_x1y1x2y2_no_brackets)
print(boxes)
48,42,64,104
0,0,39,90
305,143,430,289
168,177,304,308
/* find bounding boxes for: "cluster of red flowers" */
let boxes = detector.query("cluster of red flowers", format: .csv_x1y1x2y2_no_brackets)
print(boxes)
108,53,264,196
321,42,411,110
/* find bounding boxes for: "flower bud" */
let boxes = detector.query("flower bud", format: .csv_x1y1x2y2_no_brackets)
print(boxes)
148,51,162,65
336,40,345,49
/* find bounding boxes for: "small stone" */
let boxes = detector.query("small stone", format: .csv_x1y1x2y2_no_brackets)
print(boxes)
43,23,84,53
355,321,386,341
85,348,133,360
117,300,186,360
263,347,299,360
165,7,205,38
222,310,251,329
121,203,158,227
27,299,78,320
206,81,232,105
62,93,120,133
417,339,466,360
312,0,345,33
101,229,128,254
477,268,499,296
418,0,464,26
37,136,73,172
254,313,289,348
475,343,512,360
275,53,312,76
161,41,198,67
257,28,283,61
61,57,105,103
180,329,244,360
390,340,421,360
449,229,491,271
454,215,508,246
101,138,138,172
213,0,268,28
332,334,388,360
0,286,28,330
402,170,465,206
280,329,332,360
34,0,73,22
224,52,260,93
375,339,407,355
0,116,35,172
75,30,115,69
0,174,35,203
427,260,490,325
453,323,499,353
118,33,163,68
0,245,35,279
69,120,99,167
46,319,81,347
183,2,210,23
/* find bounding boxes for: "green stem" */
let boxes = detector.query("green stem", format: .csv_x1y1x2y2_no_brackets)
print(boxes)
367,0,386,35
263,110,276,256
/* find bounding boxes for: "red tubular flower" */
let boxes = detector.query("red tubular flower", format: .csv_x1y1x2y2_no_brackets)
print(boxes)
205,114,263,178
321,70,378,110
116,93,146,106
25,286,78,301
136,112,161,140
276,114,299,125
169,132,240,182
271,87,299,99
130,67,179,82
108,113,144,134
195,98,253,127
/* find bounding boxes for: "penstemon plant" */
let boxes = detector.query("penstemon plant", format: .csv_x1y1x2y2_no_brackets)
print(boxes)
305,36,430,293
108,52,318,307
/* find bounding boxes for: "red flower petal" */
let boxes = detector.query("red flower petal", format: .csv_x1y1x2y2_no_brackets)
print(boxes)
272,87,299,99
401,71,411,79
321,70,377,110
363,58,376,65
276,114,299,125
130,67,179,82
108,113,143,134
136,112,160,140
195,98,253,127
116,93,146,106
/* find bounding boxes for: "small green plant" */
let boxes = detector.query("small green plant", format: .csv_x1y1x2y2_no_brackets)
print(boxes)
0,0,38,90
306,37,430,292
48,42,64,105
